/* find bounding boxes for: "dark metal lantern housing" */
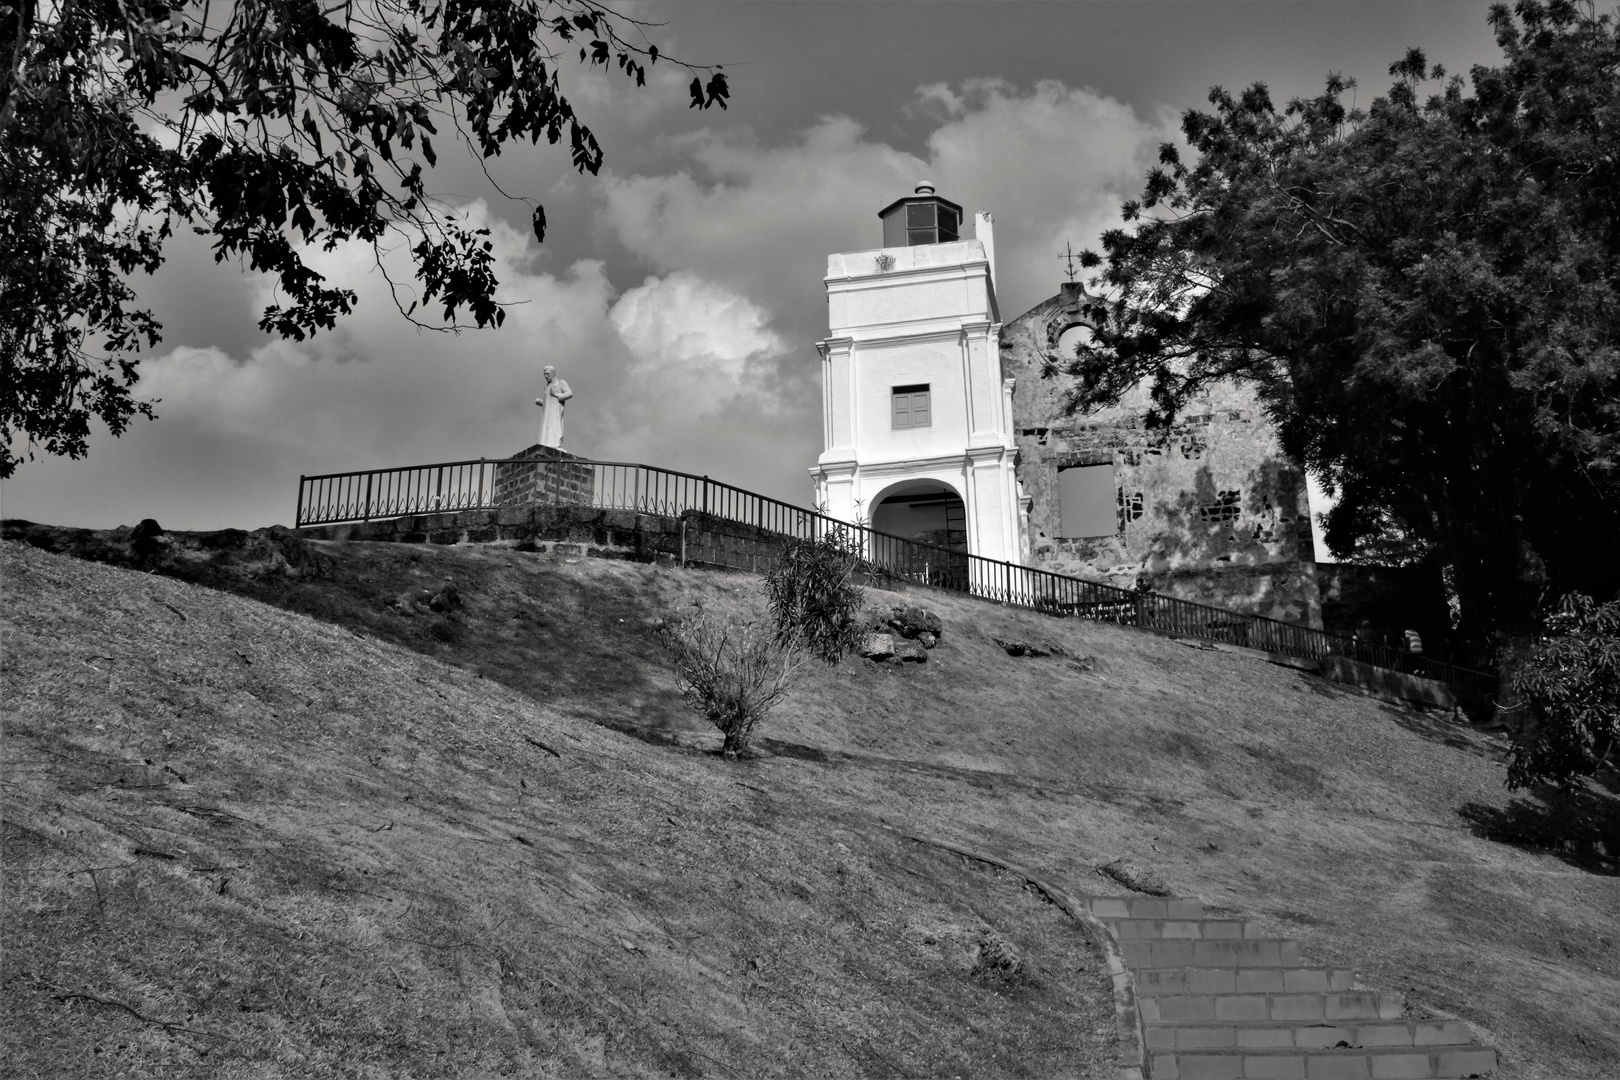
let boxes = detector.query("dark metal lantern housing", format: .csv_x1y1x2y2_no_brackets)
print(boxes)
879,183,963,247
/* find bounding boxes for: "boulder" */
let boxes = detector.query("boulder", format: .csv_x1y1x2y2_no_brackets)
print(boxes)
994,637,1050,658
858,632,896,661
892,638,928,663
891,604,943,640
865,603,944,642
917,631,938,650
428,579,462,612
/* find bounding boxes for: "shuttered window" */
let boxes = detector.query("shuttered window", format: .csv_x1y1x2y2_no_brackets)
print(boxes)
892,385,931,429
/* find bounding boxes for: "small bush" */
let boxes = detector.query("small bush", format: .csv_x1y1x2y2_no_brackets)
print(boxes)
765,530,865,665
658,611,804,757
1508,592,1620,790
970,930,1028,987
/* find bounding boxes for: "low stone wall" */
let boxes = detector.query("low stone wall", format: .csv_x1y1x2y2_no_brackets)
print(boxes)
1320,654,1459,710
295,505,805,576
492,445,596,509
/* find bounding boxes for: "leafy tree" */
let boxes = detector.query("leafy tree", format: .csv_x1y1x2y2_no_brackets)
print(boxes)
1065,0,1620,664
0,0,729,476
1507,592,1619,788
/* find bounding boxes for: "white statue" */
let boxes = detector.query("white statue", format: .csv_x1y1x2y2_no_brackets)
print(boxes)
534,366,573,449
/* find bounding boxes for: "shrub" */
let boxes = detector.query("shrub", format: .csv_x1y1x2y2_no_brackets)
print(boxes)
658,611,804,757
1508,592,1620,790
765,529,865,665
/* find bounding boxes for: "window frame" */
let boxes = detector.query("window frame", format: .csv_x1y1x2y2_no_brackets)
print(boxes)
891,384,932,430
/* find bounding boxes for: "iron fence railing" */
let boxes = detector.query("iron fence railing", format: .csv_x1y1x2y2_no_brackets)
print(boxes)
296,455,1496,696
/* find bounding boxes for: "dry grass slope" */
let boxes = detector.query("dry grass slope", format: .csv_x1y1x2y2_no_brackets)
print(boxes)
2,539,1118,1079
4,529,1617,1079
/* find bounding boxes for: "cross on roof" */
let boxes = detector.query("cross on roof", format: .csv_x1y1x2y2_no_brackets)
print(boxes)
1058,239,1081,284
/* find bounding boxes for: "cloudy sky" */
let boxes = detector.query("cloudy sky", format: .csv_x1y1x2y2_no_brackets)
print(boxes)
2,1,1504,532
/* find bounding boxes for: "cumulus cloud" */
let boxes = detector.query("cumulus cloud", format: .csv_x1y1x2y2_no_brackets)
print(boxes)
4,78,1183,530
599,80,1176,331
2,201,800,528
578,78,1177,508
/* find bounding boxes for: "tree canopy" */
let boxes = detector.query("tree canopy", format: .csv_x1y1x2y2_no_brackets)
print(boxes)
0,0,728,477
1066,0,1620,662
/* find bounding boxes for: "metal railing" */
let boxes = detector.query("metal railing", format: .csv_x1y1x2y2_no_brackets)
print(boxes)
296,455,1496,695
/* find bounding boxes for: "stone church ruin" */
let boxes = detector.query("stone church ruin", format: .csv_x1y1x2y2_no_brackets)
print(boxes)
812,185,1323,628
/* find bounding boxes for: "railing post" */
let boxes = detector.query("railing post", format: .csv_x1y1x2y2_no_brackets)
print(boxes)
680,517,688,567
362,472,374,522
295,475,306,528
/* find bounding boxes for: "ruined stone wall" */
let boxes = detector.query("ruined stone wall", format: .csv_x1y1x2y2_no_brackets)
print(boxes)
1002,284,1322,627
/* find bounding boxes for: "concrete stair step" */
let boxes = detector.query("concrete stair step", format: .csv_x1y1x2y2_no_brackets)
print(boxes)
1140,991,1407,1024
1136,966,1360,996
1081,894,1207,921
1147,1043,1498,1078
1122,937,1308,969
1143,1018,1476,1051
1107,917,1266,940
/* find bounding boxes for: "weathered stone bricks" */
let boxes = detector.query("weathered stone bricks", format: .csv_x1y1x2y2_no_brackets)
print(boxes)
1304,1053,1372,1078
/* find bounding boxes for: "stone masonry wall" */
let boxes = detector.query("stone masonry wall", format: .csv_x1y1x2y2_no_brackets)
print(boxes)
296,506,920,595
493,444,596,509
295,506,811,580
1002,284,1322,627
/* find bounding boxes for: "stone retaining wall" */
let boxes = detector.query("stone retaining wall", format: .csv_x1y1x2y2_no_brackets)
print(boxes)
296,505,796,575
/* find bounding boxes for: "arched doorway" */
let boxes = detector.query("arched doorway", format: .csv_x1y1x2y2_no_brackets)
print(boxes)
870,480,970,589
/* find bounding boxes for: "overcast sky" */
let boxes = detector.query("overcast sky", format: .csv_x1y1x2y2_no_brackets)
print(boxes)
2,1,1505,532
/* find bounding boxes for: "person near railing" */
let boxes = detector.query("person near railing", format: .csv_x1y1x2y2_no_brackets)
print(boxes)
1401,627,1425,675
1353,619,1377,663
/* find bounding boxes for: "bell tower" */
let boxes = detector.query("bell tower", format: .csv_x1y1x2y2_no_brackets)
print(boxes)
812,184,1026,564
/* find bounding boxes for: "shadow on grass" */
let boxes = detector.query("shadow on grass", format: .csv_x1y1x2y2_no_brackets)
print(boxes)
1458,783,1620,875
1378,705,1505,761
2,520,705,741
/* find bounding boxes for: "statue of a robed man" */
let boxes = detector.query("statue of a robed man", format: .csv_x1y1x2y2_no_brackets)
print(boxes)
534,366,573,449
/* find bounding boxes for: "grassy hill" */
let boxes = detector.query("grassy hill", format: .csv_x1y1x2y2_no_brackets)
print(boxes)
3,528,1617,1078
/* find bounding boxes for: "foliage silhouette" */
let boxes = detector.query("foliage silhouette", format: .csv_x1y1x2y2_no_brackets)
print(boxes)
1508,591,1620,790
0,0,729,476
1064,0,1620,661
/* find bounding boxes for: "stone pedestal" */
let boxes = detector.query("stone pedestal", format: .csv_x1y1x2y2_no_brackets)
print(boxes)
493,445,596,509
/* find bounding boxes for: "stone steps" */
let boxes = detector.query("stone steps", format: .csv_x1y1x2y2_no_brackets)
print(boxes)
1140,991,1406,1024
1082,895,1209,921
1074,891,1498,1079
1107,917,1269,940
1135,966,1360,996
1121,938,1309,969
1145,1019,1476,1051
1145,1044,1499,1079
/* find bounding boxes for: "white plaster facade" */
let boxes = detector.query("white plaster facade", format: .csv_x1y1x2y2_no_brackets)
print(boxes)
811,210,1028,564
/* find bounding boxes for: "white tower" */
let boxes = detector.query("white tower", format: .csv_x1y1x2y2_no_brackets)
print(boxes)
811,185,1025,564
